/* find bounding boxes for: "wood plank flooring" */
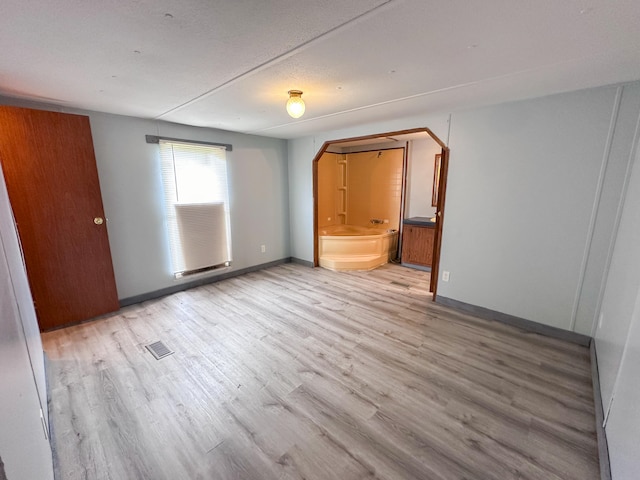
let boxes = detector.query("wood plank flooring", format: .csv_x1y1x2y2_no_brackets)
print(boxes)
42,263,600,480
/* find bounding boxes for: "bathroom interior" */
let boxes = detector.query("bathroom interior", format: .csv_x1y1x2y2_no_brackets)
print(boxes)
316,130,443,277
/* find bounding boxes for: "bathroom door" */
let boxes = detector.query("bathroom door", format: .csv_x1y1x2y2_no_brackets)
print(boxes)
430,147,449,295
0,106,119,330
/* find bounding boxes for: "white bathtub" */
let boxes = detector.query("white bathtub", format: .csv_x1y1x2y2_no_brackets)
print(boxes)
319,225,398,271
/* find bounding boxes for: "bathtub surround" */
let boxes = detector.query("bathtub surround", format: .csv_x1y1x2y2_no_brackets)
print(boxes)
317,148,404,232
344,148,404,231
317,152,343,228
316,147,405,271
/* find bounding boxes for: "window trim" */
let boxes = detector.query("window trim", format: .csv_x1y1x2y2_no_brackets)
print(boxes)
146,134,232,151
157,138,232,277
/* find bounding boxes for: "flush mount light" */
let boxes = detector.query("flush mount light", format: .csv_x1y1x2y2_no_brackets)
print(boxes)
286,90,305,118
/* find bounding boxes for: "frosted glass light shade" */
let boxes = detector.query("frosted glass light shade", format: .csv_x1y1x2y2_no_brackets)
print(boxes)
286,90,305,118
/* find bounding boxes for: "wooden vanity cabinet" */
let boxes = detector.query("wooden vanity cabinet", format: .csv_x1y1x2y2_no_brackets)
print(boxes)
402,224,435,267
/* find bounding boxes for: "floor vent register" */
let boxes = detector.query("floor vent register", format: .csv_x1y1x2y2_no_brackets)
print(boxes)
145,340,174,360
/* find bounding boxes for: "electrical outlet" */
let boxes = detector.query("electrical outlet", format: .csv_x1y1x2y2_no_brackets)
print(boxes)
261,245,266,253
598,312,604,329
442,271,450,282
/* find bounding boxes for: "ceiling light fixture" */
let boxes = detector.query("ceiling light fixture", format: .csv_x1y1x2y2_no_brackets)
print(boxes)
286,90,305,118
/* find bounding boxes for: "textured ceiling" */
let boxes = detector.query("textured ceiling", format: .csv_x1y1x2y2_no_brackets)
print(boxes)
1,0,640,139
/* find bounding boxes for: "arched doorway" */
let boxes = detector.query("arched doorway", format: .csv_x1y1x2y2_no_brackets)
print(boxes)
312,127,449,299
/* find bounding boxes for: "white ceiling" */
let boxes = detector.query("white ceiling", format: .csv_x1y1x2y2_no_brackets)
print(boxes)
2,0,640,139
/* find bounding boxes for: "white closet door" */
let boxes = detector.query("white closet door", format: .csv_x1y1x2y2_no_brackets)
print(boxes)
0,164,54,480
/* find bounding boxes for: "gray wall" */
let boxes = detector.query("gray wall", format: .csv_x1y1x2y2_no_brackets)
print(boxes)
596,143,640,479
0,97,290,301
406,137,440,219
439,84,640,334
89,114,290,300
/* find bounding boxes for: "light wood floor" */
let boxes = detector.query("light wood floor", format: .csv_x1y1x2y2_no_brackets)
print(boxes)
42,263,599,480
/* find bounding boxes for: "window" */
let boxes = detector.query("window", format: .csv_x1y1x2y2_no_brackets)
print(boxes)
159,140,231,276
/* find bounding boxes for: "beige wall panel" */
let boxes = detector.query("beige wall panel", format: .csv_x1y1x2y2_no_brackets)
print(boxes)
346,149,403,230
318,153,340,228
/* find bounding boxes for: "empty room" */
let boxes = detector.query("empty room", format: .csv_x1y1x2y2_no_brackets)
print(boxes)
1,2,640,480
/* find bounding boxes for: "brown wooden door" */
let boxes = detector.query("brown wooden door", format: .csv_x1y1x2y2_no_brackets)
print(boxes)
430,147,449,295
0,106,119,330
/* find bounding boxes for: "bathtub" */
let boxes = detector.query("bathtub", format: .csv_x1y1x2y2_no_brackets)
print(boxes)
318,225,399,271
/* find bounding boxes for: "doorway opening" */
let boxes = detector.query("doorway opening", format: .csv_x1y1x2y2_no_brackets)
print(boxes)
312,127,449,299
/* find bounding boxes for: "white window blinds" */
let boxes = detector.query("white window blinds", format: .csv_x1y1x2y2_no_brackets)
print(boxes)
159,140,231,276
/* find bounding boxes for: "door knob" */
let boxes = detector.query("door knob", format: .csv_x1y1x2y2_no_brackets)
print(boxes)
94,217,104,225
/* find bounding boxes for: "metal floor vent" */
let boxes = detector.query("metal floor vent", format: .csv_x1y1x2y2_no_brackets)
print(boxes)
146,341,174,360
390,280,411,288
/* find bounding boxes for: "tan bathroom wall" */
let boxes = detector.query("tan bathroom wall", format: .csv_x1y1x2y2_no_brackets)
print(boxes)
346,148,403,230
317,152,341,228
